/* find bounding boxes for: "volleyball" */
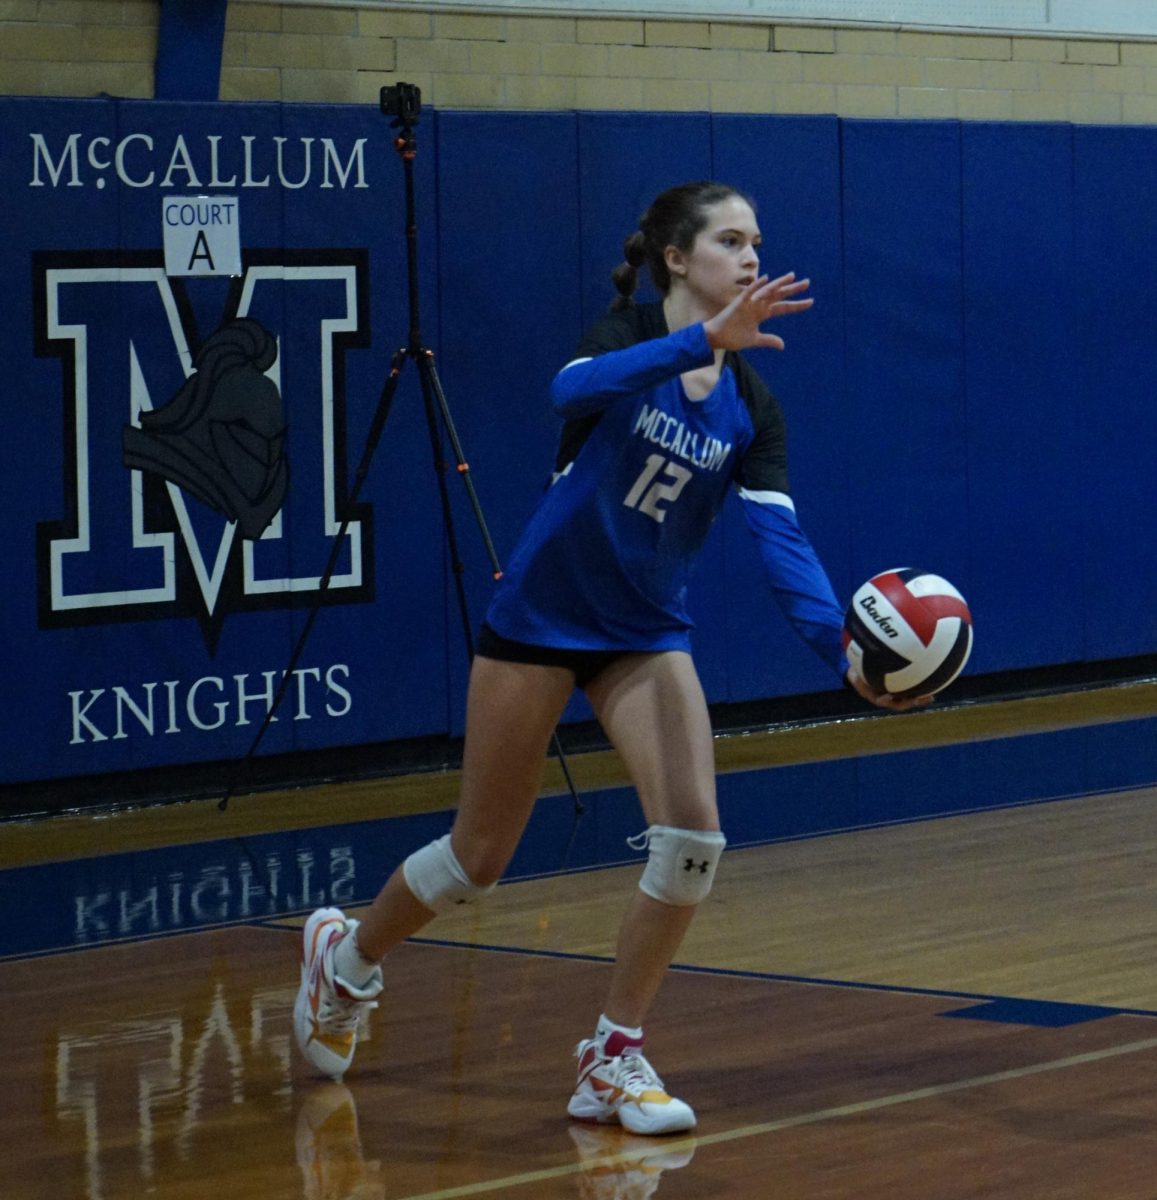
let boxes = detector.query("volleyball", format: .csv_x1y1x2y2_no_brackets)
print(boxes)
843,568,973,699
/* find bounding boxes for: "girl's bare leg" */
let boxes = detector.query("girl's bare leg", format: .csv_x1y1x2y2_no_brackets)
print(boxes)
354,655,574,960
583,651,718,1027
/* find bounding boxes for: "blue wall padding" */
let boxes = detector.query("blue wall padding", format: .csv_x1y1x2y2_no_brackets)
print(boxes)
960,123,1083,671
433,110,588,730
576,113,713,328
2,97,1156,806
155,0,228,103
1072,127,1157,661
841,121,972,613
713,114,850,700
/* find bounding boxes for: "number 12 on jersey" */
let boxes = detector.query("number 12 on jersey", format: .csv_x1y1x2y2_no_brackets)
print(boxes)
623,453,692,523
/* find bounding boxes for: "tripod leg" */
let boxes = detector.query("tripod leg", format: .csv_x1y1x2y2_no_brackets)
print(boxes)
416,348,476,658
418,349,504,581
219,346,411,810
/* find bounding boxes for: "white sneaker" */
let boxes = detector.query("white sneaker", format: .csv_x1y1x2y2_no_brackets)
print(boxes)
568,1033,696,1136
293,907,382,1081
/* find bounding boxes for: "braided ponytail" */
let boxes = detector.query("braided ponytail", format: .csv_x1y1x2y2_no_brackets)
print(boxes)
610,230,647,312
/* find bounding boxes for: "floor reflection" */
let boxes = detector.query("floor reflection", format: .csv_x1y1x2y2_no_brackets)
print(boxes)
296,1083,385,1200
46,966,302,1200
568,1125,696,1200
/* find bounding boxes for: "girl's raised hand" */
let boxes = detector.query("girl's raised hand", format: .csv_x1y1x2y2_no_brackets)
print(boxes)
703,272,813,352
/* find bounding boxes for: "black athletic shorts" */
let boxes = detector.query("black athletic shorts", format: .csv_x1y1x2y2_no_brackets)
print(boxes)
476,623,629,690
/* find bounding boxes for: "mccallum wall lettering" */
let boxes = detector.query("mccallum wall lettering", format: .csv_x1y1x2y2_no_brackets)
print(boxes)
29,132,369,190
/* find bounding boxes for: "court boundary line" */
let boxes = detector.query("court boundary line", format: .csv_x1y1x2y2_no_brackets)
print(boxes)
0,917,290,964
4,917,1156,1022
390,1033,1157,1200
402,935,1157,1019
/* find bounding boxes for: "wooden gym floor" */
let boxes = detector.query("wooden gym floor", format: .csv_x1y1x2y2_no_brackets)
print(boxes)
1,685,1156,1199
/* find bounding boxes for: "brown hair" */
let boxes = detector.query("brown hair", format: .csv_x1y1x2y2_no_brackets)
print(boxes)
610,181,752,311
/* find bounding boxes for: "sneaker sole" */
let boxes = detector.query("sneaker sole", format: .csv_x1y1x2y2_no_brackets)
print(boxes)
618,1104,696,1136
567,1093,619,1124
567,1092,696,1135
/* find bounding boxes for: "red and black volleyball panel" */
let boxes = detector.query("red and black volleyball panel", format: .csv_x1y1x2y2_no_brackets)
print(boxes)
843,568,974,700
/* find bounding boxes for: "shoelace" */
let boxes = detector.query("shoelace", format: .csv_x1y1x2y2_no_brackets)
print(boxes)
317,990,379,1034
613,1052,666,1097
315,919,380,1035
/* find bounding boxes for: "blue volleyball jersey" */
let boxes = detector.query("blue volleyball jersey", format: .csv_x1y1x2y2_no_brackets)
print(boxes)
484,303,847,676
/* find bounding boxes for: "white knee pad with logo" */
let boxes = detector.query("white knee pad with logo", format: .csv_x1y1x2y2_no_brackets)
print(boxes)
629,824,727,907
402,834,496,914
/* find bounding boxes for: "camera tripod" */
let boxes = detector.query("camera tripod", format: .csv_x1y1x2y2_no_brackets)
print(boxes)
220,84,580,813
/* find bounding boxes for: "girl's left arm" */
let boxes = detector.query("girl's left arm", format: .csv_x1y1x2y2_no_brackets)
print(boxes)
739,490,848,678
733,365,847,678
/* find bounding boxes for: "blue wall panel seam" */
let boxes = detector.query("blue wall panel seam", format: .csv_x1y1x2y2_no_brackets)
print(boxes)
957,121,974,631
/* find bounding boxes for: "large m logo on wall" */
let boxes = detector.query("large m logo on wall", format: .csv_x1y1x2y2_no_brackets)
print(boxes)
35,252,372,645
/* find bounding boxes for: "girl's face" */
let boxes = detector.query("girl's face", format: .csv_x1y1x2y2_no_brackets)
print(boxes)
666,196,762,312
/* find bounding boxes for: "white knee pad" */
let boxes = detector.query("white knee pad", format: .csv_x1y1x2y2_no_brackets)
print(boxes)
629,824,727,907
402,834,496,914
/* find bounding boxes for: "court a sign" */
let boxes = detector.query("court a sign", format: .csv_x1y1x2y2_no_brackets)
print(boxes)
162,194,241,276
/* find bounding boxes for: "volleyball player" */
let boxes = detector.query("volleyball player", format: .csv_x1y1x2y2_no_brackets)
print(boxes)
294,182,919,1135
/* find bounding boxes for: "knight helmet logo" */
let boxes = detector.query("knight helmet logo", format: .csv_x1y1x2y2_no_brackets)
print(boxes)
122,317,288,541
36,251,373,646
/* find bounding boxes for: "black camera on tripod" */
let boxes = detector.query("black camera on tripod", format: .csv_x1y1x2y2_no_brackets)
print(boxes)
381,82,422,124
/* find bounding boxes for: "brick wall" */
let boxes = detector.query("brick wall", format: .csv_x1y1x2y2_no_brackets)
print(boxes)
0,0,158,98
5,1,1157,123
